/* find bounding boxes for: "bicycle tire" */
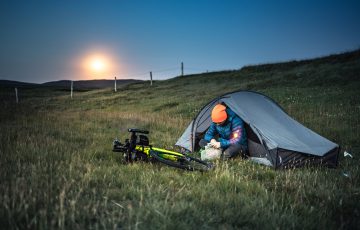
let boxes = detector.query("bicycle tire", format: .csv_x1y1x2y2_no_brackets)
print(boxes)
149,149,213,172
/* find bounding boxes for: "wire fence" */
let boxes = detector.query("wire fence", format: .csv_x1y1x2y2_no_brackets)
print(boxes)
0,63,225,104
117,64,212,81
0,62,240,112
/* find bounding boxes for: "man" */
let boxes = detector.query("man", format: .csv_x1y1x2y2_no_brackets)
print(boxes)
199,104,248,159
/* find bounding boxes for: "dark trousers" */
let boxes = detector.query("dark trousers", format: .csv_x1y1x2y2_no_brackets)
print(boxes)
199,139,247,160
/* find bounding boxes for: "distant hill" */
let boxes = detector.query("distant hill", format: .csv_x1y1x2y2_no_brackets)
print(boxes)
0,80,38,88
0,79,142,89
42,79,142,89
240,49,360,72
168,49,360,92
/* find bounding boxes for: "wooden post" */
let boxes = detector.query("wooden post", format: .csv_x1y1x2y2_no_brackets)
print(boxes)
150,71,153,86
71,81,73,99
114,76,117,92
181,62,184,76
15,88,18,103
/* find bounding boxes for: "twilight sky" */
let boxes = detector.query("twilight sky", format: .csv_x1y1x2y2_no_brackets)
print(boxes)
0,0,359,83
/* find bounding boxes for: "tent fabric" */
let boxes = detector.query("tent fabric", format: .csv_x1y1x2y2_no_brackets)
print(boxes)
175,91,340,169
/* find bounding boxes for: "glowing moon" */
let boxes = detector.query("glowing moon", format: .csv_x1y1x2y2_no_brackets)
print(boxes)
78,49,123,80
82,54,111,77
91,59,105,72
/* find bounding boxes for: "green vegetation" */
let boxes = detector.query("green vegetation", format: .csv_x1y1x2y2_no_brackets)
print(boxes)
1,50,359,229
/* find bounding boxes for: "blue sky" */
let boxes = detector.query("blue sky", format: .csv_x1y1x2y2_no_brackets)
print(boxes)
0,0,359,83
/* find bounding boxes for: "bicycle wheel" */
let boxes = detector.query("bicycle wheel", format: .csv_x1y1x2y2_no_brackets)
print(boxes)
149,149,213,172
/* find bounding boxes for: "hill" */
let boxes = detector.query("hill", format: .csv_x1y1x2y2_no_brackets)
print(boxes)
240,48,360,72
0,49,359,229
0,79,142,90
174,49,360,90
0,80,38,88
42,79,142,89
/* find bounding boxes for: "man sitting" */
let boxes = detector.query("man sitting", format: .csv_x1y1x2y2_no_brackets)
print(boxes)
199,104,248,159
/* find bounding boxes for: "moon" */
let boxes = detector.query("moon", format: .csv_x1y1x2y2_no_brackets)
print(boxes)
91,59,105,72
79,49,121,79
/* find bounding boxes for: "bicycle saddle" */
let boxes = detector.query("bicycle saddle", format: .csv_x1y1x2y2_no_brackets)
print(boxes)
128,128,149,134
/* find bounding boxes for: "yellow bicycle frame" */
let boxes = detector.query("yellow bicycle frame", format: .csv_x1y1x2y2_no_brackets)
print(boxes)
134,145,184,161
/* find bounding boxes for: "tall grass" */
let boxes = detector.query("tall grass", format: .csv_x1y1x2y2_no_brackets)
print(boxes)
1,51,359,229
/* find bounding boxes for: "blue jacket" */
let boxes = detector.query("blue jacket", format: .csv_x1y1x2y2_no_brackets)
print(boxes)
204,108,248,149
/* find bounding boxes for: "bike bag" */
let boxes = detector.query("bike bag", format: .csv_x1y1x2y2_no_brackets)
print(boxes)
138,135,149,146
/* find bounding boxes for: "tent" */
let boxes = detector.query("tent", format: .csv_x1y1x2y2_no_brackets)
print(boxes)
175,91,340,169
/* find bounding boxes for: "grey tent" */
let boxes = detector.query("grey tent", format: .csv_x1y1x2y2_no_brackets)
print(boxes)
175,91,339,169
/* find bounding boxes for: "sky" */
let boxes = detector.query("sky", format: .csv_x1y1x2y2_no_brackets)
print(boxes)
0,0,359,83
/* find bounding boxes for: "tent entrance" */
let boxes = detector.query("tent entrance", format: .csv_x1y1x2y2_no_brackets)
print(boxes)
245,123,276,167
194,121,266,157
245,123,267,158
193,121,275,166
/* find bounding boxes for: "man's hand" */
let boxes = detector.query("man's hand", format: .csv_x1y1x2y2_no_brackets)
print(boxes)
210,140,221,149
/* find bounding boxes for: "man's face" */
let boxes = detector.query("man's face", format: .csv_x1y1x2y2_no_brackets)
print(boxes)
215,120,226,126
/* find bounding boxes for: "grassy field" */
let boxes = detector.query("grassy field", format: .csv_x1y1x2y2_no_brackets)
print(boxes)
1,50,360,229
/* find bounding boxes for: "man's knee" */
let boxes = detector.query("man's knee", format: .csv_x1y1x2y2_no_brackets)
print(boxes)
223,149,237,159
222,144,245,160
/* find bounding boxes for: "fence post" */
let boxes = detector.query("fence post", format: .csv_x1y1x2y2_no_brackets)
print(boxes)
181,62,184,76
114,76,117,92
71,81,73,99
15,88,18,103
150,71,153,86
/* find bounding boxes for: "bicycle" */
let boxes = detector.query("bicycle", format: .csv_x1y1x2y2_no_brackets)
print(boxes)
112,128,213,172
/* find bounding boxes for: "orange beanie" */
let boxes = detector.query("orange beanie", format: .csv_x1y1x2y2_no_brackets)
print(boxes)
211,104,227,123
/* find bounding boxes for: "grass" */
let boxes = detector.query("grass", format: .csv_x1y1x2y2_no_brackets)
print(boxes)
0,50,360,229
